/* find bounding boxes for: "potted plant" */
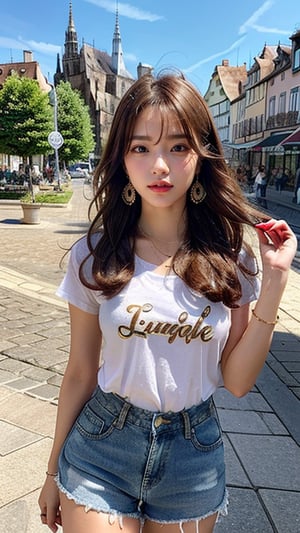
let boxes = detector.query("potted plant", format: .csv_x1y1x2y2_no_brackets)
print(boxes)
20,187,41,224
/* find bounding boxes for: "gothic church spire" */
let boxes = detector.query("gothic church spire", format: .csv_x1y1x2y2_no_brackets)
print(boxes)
64,0,79,59
111,1,127,76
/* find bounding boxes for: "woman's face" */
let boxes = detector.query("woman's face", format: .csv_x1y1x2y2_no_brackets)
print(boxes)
124,106,199,212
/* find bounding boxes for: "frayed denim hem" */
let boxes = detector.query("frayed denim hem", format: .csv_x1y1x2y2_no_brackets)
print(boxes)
56,475,141,525
143,487,229,528
56,474,228,532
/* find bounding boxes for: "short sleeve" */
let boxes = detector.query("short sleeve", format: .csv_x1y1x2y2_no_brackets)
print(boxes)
237,248,260,306
57,236,103,314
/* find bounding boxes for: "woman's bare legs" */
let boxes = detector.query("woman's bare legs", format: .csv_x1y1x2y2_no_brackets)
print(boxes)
60,492,140,533
143,514,217,533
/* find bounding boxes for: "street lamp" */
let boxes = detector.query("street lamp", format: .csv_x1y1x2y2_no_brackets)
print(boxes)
48,85,64,190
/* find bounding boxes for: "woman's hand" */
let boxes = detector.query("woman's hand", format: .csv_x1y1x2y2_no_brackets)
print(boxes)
255,219,297,274
38,476,62,532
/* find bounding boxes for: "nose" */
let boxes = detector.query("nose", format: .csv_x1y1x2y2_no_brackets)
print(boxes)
151,154,169,175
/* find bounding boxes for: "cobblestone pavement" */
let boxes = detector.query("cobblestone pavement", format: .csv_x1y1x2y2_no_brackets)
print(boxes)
0,181,299,532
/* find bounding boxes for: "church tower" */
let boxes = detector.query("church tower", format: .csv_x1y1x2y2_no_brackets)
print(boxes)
62,0,80,78
111,3,127,76
58,0,134,158
54,53,64,86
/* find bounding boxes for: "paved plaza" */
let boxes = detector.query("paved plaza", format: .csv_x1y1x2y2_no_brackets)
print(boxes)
0,181,299,532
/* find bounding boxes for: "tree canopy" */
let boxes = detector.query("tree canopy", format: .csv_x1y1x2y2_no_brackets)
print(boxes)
55,81,95,165
0,75,53,158
0,76,95,167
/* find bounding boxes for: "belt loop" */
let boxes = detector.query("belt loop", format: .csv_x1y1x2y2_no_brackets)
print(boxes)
114,401,131,429
181,411,191,439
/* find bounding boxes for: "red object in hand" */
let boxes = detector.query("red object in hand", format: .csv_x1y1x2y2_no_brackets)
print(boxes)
255,222,272,231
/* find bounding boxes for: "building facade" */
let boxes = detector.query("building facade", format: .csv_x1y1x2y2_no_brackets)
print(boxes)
207,32,300,185
204,59,247,161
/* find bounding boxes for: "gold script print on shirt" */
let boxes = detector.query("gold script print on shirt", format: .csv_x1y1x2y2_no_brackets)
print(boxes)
118,303,214,344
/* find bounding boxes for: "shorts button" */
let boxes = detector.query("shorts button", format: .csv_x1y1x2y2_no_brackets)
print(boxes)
154,416,171,428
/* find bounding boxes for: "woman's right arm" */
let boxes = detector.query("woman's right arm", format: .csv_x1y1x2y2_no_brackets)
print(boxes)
38,303,102,532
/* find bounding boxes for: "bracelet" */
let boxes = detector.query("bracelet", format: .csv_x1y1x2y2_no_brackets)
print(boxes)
46,470,58,477
252,308,278,326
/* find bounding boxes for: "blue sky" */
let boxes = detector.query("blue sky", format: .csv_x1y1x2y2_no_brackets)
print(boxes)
0,0,298,94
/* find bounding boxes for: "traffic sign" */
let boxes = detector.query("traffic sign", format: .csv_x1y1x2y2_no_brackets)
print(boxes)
48,131,64,149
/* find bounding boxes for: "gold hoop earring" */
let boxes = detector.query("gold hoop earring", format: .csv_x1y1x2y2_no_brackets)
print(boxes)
190,178,206,204
122,181,136,206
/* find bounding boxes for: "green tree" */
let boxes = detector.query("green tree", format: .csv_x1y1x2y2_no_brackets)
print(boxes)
0,74,53,159
55,81,94,165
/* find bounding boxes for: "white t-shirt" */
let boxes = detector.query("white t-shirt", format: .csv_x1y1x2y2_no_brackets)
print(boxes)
57,236,260,412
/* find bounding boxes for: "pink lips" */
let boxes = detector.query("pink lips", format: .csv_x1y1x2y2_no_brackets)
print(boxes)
148,180,173,193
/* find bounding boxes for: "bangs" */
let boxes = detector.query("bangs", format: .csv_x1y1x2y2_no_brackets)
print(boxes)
121,74,218,159
125,102,203,155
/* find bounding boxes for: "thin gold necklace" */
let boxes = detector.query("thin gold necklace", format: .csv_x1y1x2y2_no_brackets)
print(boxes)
138,226,177,258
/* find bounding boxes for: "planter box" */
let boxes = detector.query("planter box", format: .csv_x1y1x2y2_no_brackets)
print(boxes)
20,203,41,224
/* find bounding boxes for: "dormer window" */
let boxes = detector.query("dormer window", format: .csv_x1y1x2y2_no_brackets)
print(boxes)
294,47,300,70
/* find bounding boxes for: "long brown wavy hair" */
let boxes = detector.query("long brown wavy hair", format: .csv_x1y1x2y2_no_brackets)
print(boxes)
80,72,268,307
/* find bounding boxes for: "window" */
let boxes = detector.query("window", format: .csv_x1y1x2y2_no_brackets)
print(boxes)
219,100,229,114
289,87,299,111
269,95,276,117
293,48,300,70
278,92,286,113
257,114,263,133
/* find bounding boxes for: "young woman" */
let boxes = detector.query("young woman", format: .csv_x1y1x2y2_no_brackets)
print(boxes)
38,73,297,533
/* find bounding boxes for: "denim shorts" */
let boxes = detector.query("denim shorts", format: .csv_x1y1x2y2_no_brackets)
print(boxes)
57,386,227,525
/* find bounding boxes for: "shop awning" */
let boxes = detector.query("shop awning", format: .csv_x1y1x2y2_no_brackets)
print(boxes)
252,132,292,151
223,139,262,150
280,127,300,146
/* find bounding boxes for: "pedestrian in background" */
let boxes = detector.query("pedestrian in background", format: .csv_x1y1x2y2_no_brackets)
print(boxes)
38,72,297,533
294,165,300,204
245,164,254,193
254,164,268,208
269,167,279,187
275,167,289,192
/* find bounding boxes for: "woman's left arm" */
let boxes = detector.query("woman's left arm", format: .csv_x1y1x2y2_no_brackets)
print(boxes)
221,219,297,397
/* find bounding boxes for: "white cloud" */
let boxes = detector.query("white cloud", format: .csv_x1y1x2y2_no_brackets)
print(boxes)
0,36,27,50
0,35,60,56
185,1,292,76
25,40,61,55
239,0,274,35
85,0,163,21
184,36,246,74
249,24,291,35
238,0,291,36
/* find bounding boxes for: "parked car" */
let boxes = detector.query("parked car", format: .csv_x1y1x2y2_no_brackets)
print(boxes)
68,162,91,178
